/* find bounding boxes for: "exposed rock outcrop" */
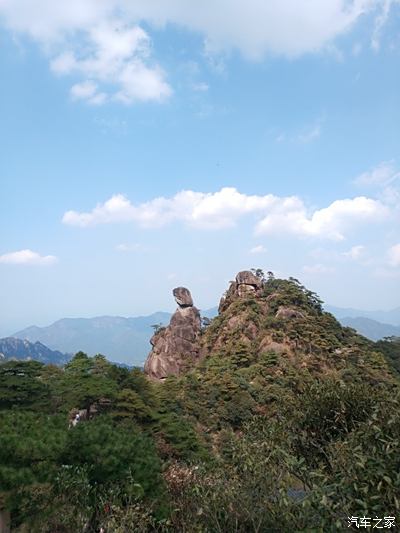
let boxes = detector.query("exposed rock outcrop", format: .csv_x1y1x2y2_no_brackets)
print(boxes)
275,306,305,320
219,270,264,313
144,287,201,380
144,269,395,388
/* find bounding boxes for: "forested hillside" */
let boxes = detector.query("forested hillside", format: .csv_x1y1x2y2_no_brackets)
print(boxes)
1,272,399,532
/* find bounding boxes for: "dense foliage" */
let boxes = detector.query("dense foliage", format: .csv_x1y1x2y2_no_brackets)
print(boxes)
1,276,399,531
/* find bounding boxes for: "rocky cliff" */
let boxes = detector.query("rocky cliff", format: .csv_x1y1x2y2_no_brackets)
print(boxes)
145,270,395,385
144,287,202,380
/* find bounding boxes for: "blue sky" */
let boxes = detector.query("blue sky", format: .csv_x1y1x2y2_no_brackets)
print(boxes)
1,0,400,335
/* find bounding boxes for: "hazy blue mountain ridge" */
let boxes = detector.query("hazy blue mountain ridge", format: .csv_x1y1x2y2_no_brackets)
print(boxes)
13,313,172,366
12,305,398,366
339,317,400,341
325,305,400,326
0,337,69,365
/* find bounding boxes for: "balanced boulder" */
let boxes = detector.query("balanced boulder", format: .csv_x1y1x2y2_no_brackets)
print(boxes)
144,287,201,380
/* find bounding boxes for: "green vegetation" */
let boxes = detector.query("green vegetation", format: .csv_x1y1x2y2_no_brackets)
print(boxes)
1,275,399,531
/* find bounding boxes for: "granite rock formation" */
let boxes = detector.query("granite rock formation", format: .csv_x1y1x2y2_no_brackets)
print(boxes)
144,287,201,380
219,270,263,313
173,287,193,307
203,270,295,359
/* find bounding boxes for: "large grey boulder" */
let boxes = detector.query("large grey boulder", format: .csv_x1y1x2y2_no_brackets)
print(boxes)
173,287,194,307
219,270,264,312
236,270,263,288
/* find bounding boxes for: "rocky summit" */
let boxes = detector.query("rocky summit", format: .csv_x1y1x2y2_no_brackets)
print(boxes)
144,287,202,380
145,270,396,385
219,270,264,313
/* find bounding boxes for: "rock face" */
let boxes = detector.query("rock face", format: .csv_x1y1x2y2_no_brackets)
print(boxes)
204,270,295,359
275,306,305,320
144,287,201,380
219,270,263,313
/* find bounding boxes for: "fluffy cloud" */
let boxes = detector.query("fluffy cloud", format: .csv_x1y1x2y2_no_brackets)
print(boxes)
70,80,107,105
250,245,267,254
0,249,58,265
342,244,366,260
388,243,400,267
354,161,400,187
50,21,171,104
62,187,388,240
354,161,400,208
63,189,277,229
0,1,394,104
255,196,388,240
302,264,334,274
0,1,367,56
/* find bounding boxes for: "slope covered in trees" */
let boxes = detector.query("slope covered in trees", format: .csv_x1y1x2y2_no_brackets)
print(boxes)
0,272,399,532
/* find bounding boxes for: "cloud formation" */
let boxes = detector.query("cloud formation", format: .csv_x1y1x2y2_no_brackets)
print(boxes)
388,243,400,267
0,249,58,265
62,187,388,241
50,21,171,104
342,244,366,260
0,1,394,104
255,196,387,240
250,245,267,254
354,160,400,187
303,263,335,274
354,160,400,208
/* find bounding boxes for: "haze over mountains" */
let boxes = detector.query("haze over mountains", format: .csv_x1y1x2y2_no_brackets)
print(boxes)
13,313,171,366
9,304,399,366
325,305,400,326
0,337,69,365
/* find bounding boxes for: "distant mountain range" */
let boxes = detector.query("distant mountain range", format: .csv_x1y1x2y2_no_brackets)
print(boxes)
13,313,172,366
325,305,400,326
338,317,400,342
11,305,399,366
0,337,69,365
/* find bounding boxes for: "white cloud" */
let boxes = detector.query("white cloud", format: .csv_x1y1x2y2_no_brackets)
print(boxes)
303,263,334,274
49,21,171,105
354,161,400,187
0,1,394,104
371,0,395,51
354,161,400,208
297,124,321,144
63,189,277,229
70,80,107,104
62,188,389,241
70,80,97,99
276,116,324,144
192,82,209,92
0,249,58,265
256,196,388,240
388,243,400,267
124,0,384,59
342,244,366,260
250,245,267,254
115,243,141,252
